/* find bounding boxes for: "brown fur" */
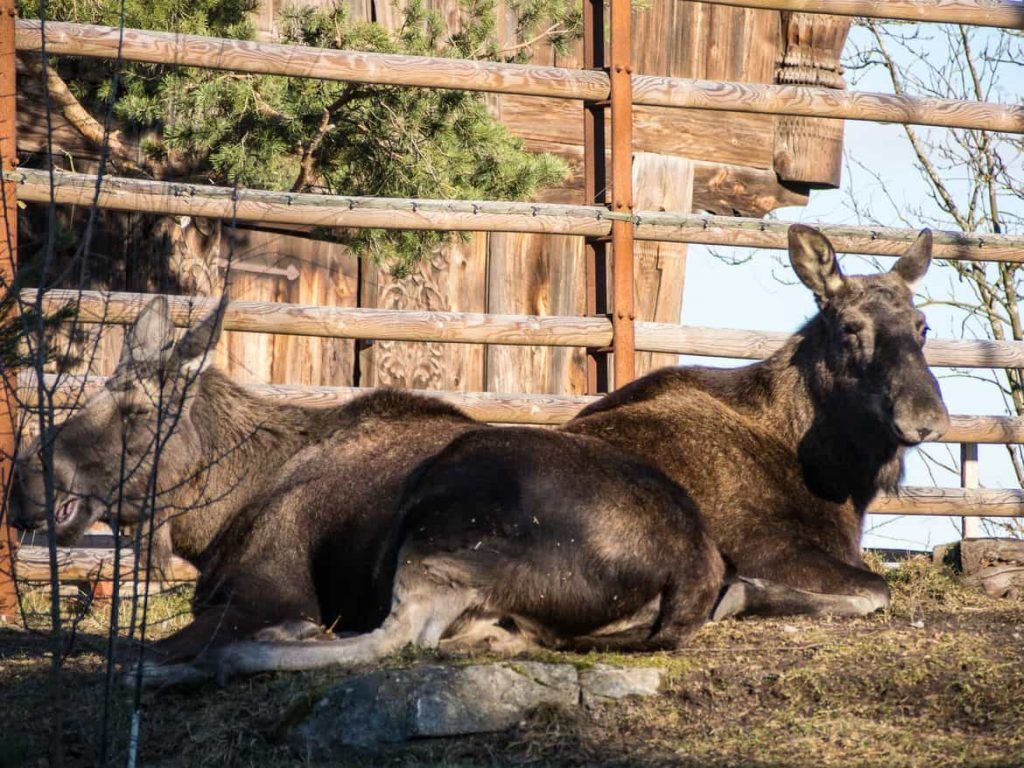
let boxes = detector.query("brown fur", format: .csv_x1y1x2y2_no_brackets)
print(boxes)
564,226,950,618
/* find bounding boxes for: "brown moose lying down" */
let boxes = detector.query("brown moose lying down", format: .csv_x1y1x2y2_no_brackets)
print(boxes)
10,224,947,685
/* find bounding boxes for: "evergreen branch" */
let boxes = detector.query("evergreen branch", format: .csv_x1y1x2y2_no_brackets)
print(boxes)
20,54,146,177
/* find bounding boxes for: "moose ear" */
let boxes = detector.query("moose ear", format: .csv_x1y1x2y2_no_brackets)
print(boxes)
890,229,932,292
120,295,175,367
788,224,845,306
171,296,227,373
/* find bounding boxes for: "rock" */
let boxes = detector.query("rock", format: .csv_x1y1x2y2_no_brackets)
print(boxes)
290,661,664,756
292,662,579,755
579,664,664,707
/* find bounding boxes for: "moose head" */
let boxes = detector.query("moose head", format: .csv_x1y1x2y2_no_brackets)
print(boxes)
9,297,224,545
788,224,950,449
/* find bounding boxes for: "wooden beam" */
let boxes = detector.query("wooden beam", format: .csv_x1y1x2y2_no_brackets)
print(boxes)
15,22,1024,134
15,545,197,582
0,0,18,620
635,322,1024,369
18,372,1024,444
23,289,612,348
11,169,1024,263
689,0,1024,30
14,21,609,101
872,486,1024,517
609,0,636,388
25,289,1024,369
631,76,1024,134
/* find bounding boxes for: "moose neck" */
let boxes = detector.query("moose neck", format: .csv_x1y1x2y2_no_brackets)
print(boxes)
163,368,339,563
736,315,904,510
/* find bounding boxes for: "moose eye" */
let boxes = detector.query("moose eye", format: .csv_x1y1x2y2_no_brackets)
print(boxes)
841,322,862,337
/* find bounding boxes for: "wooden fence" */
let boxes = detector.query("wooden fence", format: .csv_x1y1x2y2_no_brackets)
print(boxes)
2,0,1023,603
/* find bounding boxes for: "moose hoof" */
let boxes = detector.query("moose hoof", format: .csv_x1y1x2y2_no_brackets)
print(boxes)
253,619,322,642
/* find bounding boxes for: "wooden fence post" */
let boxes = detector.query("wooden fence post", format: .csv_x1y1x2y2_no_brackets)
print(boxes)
609,0,635,388
961,442,982,539
0,0,21,620
583,0,610,395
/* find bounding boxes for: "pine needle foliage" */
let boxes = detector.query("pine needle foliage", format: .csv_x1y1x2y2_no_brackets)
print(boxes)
19,0,576,274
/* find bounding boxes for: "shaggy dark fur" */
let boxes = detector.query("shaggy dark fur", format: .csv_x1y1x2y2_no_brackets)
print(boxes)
12,297,722,684
563,226,950,618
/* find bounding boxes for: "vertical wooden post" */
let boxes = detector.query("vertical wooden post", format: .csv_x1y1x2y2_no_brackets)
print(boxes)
961,442,982,539
583,0,609,395
609,0,635,388
0,0,20,620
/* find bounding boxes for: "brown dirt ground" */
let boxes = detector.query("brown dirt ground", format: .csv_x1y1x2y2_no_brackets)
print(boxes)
2,557,1023,768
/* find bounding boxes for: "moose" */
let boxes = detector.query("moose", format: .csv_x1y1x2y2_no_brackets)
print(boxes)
10,223,947,683
10,296,723,686
566,224,949,618
197,224,948,680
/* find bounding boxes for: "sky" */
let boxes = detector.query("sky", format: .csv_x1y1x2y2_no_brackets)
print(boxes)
677,23,1022,551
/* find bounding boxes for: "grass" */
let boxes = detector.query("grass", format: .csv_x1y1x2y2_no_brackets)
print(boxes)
2,558,1023,767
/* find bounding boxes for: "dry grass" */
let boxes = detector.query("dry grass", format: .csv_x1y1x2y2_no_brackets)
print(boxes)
2,558,1024,768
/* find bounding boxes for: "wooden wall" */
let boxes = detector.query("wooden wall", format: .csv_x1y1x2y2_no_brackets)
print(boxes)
16,0,849,396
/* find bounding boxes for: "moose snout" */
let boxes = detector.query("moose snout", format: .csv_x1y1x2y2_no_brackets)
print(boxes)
893,398,950,445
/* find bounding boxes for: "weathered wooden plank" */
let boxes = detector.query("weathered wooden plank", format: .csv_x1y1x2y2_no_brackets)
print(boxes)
16,22,1023,134
23,288,611,347
26,289,1024,368
15,545,197,582
872,487,1024,517
13,169,1024,262
693,0,1024,30
635,322,1024,368
631,74,1024,134
360,237,489,392
14,21,609,100
632,153,692,376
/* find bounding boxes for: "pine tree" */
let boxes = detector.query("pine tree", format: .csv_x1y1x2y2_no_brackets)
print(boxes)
18,0,579,274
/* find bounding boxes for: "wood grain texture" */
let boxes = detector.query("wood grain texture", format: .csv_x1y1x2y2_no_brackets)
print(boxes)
14,21,610,101
360,237,489,392
872,487,1024,517
635,322,1024,368
15,545,197,582
22,288,611,347
10,169,615,237
13,169,1024,262
632,74,1024,134
691,0,1024,30
18,371,1024,443
16,21,1021,134
25,288,1024,369
632,153,692,375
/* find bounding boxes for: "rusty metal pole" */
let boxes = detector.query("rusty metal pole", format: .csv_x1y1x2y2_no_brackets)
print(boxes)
0,0,20,620
609,0,635,388
583,0,609,395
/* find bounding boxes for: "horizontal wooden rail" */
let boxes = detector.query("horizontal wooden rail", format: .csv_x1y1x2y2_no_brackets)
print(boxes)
13,21,608,101
15,545,197,582
14,22,1024,134
636,322,1024,369
694,0,1024,30
631,76,1024,134
16,372,1024,444
871,486,1024,517
23,288,1024,370
10,170,1024,262
23,289,611,348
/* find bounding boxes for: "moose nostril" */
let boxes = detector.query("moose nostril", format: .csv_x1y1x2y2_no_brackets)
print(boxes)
916,427,933,441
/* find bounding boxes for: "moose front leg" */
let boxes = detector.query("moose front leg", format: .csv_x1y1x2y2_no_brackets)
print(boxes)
712,547,890,620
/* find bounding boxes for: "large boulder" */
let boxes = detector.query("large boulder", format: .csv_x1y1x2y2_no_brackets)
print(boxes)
290,661,663,757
